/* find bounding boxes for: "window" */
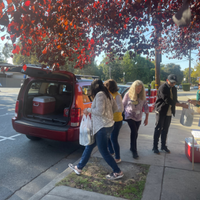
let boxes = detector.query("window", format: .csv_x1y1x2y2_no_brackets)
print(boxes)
82,86,93,103
28,82,42,95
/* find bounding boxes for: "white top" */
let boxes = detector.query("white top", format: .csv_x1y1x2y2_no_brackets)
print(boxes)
87,91,118,135
115,94,124,112
33,96,55,103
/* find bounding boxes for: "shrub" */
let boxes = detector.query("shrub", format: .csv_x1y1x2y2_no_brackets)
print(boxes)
182,83,190,91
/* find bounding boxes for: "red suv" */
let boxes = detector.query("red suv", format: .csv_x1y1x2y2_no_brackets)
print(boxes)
12,64,96,142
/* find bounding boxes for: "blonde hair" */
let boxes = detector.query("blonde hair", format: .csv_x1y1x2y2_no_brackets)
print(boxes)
128,80,146,101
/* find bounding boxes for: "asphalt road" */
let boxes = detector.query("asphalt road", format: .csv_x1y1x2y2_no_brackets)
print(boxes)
0,88,83,200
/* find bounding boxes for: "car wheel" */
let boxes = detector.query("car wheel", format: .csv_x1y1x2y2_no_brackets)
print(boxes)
26,135,41,141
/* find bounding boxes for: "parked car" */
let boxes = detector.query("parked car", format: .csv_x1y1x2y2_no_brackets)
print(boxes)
126,82,133,85
0,83,2,87
12,64,98,142
118,84,130,98
190,86,194,90
178,85,182,90
118,84,129,94
193,85,198,90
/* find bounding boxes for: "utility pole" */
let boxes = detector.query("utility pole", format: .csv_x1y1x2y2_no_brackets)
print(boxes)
154,20,161,90
155,47,161,90
188,48,191,83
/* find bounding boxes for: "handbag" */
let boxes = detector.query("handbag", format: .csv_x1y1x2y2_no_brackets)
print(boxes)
180,104,194,127
79,114,95,146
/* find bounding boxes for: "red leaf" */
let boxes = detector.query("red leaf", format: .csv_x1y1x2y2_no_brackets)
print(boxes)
15,45,20,54
22,64,27,72
90,38,95,45
1,36,5,40
28,39,32,45
119,13,122,17
6,0,12,4
42,47,47,54
25,1,30,6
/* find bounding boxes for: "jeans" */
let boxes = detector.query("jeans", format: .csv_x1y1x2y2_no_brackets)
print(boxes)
153,113,172,149
108,121,123,159
127,119,141,153
77,126,121,173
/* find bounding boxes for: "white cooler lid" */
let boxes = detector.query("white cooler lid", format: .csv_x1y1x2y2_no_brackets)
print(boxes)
33,96,55,103
185,137,199,147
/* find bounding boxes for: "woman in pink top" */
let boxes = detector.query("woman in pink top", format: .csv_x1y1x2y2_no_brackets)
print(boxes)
122,80,149,159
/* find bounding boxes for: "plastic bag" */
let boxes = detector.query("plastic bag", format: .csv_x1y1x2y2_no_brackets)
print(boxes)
180,104,194,127
79,114,94,146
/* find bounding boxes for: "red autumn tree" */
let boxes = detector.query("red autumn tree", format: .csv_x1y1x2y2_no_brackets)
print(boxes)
0,0,199,69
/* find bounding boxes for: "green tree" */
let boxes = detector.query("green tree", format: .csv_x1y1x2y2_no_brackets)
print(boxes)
0,49,5,64
98,55,123,82
183,68,196,84
122,52,155,84
13,52,40,65
62,57,103,78
161,63,183,85
191,63,200,84
2,43,13,62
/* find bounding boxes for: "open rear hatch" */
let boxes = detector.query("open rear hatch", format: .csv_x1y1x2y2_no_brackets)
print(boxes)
20,64,75,126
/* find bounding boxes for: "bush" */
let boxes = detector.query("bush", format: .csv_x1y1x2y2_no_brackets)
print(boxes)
182,83,190,91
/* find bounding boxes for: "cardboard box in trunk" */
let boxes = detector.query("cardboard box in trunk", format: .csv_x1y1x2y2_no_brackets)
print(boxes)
33,96,55,115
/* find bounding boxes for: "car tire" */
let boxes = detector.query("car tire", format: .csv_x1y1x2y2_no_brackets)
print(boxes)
26,135,41,141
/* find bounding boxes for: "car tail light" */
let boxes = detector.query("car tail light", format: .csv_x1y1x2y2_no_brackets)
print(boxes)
15,100,19,118
70,108,81,127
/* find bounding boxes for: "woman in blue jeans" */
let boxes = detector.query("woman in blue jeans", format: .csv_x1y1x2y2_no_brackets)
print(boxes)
69,79,124,180
104,79,124,164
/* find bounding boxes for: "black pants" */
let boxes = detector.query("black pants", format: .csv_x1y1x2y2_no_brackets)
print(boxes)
127,119,141,153
153,113,172,149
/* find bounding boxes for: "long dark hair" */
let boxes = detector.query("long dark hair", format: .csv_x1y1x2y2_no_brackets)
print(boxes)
104,79,119,93
91,79,111,100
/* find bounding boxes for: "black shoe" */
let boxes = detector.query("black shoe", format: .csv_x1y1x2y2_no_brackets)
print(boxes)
161,146,170,153
132,152,139,159
152,148,160,154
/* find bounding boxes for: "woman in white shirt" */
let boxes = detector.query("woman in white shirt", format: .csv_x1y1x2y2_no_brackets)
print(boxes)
69,79,124,180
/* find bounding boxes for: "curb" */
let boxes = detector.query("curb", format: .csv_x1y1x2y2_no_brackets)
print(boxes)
29,147,99,200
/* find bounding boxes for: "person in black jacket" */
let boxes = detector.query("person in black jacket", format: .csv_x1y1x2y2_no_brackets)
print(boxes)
153,74,188,154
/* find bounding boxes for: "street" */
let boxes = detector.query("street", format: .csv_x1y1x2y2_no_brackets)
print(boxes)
0,88,83,200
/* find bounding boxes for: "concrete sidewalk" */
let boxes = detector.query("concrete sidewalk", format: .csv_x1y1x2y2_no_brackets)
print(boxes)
30,93,200,200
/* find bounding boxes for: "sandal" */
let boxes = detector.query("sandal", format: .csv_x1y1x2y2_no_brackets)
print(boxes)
115,159,121,164
106,171,124,180
68,163,82,175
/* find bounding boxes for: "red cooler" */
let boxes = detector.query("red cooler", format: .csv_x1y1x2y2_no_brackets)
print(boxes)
33,96,56,115
150,97,155,103
148,103,155,112
185,137,200,163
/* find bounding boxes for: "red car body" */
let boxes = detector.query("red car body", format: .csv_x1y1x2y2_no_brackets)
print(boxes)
12,65,96,142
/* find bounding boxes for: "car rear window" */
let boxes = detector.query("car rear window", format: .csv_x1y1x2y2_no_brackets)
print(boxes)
82,86,93,103
28,82,72,96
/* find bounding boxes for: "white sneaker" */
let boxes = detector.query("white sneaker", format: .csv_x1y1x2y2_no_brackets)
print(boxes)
68,163,82,175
